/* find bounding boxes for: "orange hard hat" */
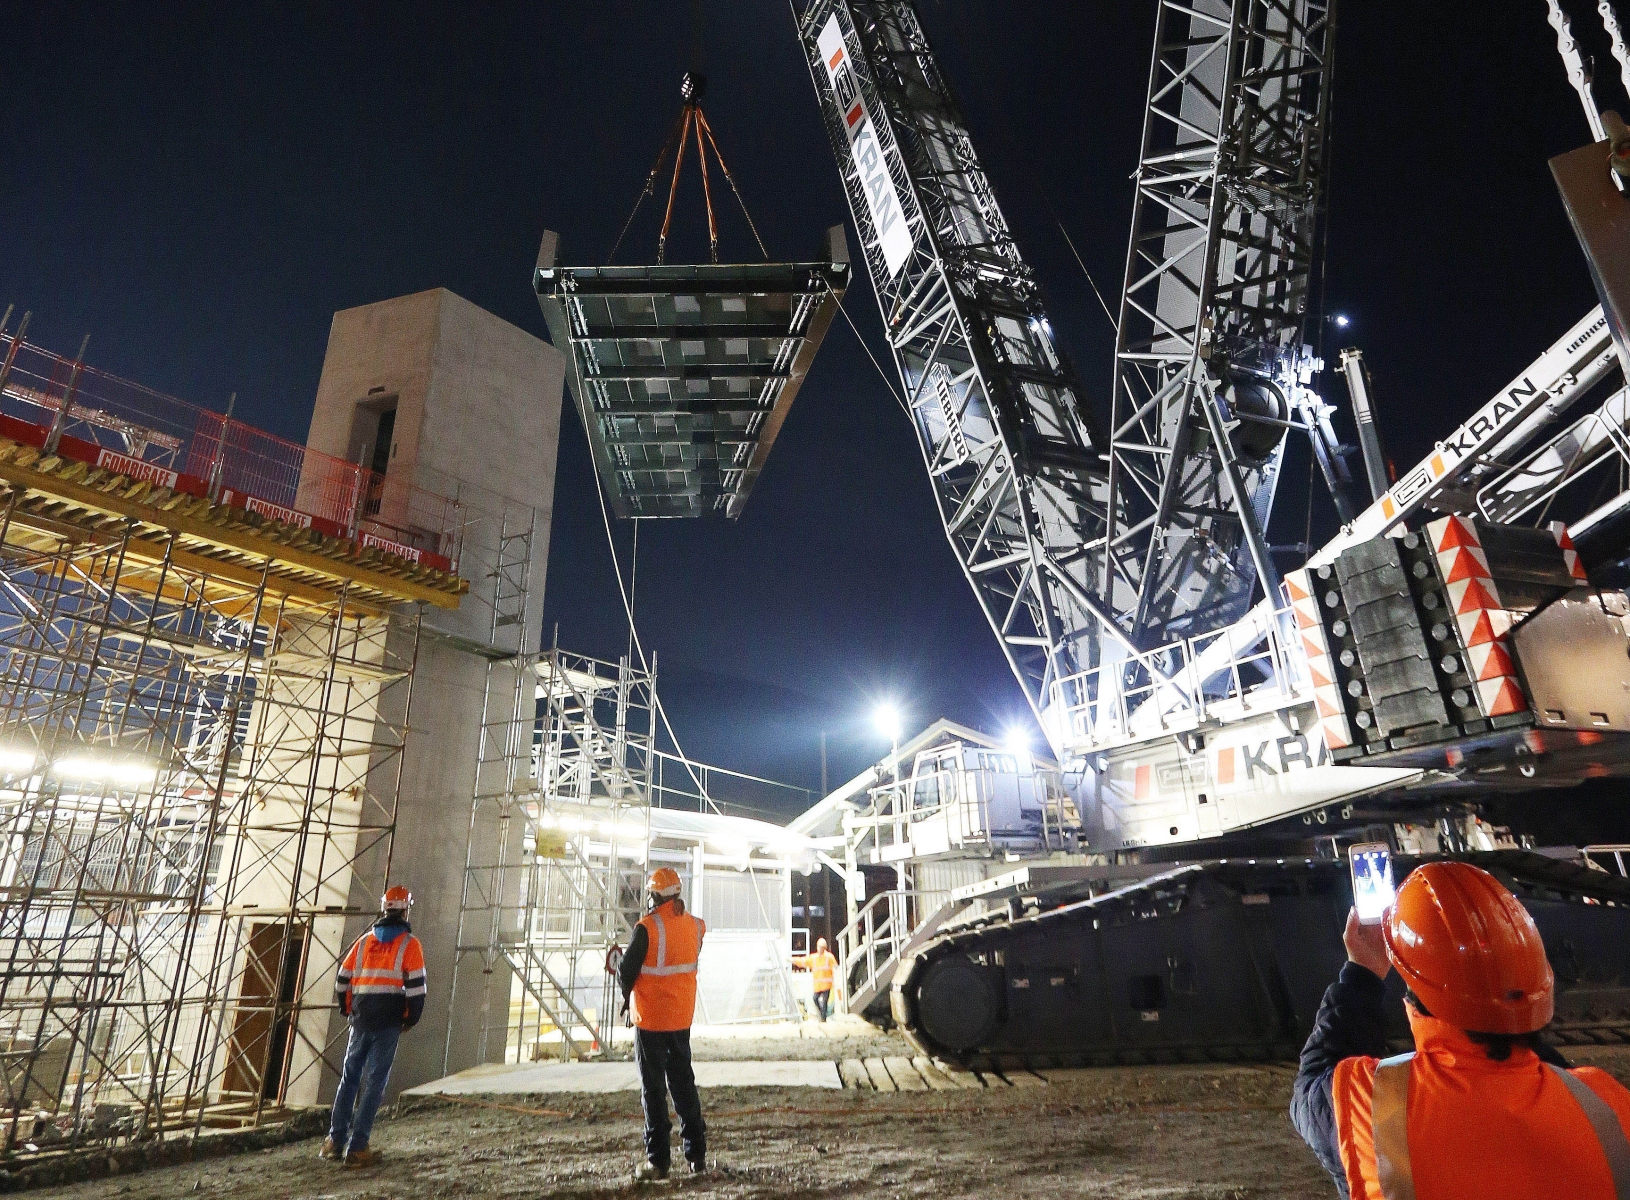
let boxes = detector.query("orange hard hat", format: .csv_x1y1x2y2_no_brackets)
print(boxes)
1383,861,1553,1034
648,867,682,896
382,885,413,909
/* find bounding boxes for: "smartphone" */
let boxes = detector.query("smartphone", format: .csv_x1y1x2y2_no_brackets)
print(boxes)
1349,842,1396,926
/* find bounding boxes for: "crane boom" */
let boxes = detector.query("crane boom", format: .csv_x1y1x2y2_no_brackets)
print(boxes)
799,0,1342,748
794,0,1122,720
1106,0,1337,649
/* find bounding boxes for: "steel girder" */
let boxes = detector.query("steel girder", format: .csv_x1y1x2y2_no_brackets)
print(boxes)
1105,0,1336,649
795,0,1119,723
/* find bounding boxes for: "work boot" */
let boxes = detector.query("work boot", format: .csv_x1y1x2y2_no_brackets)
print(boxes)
345,1146,381,1168
633,1160,668,1182
317,1136,340,1161
688,1158,708,1176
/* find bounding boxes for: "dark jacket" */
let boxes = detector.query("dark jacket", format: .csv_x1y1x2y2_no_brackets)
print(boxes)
1289,961,1572,1197
619,920,649,1004
335,916,427,1032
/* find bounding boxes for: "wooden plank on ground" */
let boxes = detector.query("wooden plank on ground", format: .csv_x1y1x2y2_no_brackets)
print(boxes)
837,1059,871,1090
932,1060,985,1089
972,1068,1010,1087
1001,1067,1047,1087
911,1056,958,1091
883,1055,930,1092
863,1058,897,1093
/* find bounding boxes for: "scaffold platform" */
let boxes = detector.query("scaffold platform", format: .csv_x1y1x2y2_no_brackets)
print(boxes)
0,333,469,609
0,326,464,1156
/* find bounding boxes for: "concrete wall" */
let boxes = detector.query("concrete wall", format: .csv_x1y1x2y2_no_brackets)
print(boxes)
306,289,564,1095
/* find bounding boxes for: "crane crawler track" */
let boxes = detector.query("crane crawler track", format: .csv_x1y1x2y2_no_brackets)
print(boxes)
890,852,1630,1071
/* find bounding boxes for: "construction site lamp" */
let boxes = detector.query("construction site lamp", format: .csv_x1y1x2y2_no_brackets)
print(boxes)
50,755,157,786
1003,730,1034,771
873,704,902,743
0,747,38,775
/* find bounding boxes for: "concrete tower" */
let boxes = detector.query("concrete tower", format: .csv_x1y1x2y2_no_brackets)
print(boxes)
305,288,564,1094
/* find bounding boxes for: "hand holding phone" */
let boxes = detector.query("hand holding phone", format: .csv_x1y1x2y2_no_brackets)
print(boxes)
1349,842,1396,926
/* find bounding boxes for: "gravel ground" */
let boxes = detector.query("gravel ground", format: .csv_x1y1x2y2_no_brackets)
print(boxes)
684,1017,910,1063
44,1044,1630,1200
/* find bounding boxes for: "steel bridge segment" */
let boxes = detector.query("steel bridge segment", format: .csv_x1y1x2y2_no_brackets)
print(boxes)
1106,0,1336,650
794,0,1117,730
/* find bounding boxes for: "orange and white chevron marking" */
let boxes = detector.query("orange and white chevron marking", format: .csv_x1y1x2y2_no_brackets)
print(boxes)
1426,516,1527,718
1549,521,1589,583
1284,568,1352,750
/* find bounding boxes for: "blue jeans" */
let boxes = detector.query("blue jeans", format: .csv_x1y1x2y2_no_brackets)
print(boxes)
813,990,831,1021
330,1024,401,1152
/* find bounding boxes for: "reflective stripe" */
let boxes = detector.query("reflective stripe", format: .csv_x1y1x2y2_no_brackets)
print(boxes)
341,932,416,996
1548,1065,1630,1199
1372,1052,1416,1200
644,910,700,975
1372,1054,1630,1200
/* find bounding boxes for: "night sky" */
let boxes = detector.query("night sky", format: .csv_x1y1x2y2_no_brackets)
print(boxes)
4,2,1624,815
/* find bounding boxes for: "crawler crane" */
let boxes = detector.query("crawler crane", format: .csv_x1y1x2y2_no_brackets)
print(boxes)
795,0,1630,1064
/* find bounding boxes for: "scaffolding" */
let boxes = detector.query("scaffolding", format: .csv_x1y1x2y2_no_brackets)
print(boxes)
449,646,653,1065
0,328,460,1157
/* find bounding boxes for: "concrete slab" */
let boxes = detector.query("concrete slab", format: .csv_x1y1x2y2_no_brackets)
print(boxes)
404,1059,842,1097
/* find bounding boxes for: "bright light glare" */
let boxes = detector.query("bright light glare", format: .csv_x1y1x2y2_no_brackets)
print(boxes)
536,811,646,841
873,704,902,742
1003,729,1034,771
0,747,38,775
50,756,157,786
1334,314,1350,327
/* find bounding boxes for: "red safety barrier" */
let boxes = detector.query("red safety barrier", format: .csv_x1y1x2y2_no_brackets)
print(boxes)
0,335,461,577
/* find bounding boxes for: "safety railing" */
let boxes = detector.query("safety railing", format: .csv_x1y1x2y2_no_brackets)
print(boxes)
835,886,954,1014
1583,845,1630,877
859,767,1079,856
0,333,465,573
1046,605,1310,754
835,889,911,1014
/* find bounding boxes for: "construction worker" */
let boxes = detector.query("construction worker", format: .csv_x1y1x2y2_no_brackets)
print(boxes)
1290,860,1630,1198
618,866,707,1181
321,885,426,1167
793,936,839,1022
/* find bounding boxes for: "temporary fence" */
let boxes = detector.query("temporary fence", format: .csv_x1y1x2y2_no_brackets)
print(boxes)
0,332,463,573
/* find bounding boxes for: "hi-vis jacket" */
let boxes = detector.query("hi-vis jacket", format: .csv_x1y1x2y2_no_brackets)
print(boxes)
1292,962,1630,1199
335,918,427,1032
794,949,837,993
620,900,706,1032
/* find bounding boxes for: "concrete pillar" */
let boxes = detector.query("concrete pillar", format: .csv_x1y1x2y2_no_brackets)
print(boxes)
304,289,564,1095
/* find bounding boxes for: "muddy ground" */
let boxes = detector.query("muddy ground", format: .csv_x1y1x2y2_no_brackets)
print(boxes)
50,1042,1630,1200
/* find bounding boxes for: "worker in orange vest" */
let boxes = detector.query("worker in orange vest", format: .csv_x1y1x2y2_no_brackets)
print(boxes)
1290,860,1630,1198
618,866,708,1181
793,936,839,1022
321,885,426,1168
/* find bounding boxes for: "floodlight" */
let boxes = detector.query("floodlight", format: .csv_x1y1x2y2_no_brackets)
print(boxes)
50,755,157,786
0,747,38,775
1334,314,1350,328
873,704,902,743
1003,728,1034,771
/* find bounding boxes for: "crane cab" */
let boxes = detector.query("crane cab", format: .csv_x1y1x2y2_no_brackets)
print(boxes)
897,740,1079,858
